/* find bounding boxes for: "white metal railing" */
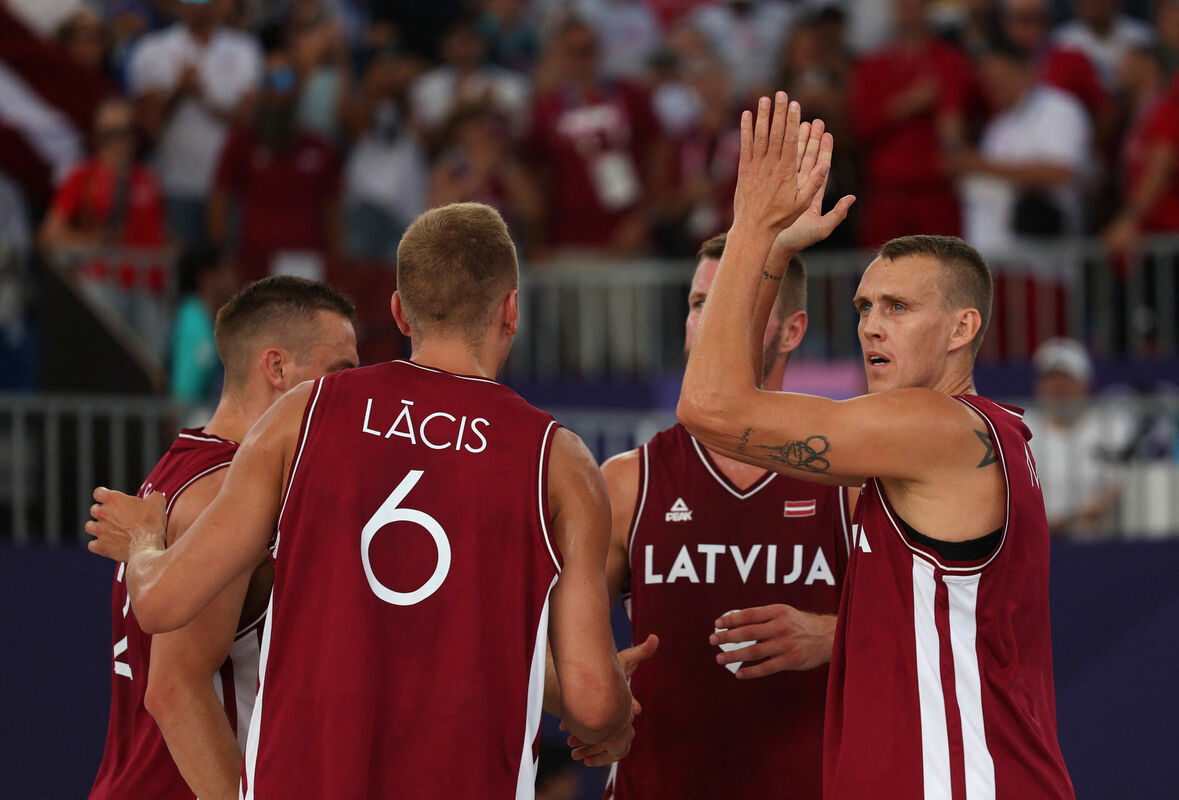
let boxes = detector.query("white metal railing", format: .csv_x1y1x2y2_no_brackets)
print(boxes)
3,394,1175,545
504,236,1179,381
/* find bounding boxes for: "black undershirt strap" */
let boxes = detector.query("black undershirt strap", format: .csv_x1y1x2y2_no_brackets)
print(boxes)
899,517,1003,562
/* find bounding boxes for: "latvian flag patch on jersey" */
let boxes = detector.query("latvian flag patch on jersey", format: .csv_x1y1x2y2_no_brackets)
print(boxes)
784,500,816,518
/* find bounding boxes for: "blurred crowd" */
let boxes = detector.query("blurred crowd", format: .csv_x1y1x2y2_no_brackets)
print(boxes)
1,0,1178,401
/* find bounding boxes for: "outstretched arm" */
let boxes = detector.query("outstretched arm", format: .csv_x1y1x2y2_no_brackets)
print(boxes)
87,382,311,633
546,429,633,750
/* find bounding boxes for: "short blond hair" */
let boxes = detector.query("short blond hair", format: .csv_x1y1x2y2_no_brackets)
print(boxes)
396,203,519,342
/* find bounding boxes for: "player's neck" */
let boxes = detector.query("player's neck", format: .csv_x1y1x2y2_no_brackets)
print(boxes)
705,445,771,491
201,388,271,443
409,339,503,380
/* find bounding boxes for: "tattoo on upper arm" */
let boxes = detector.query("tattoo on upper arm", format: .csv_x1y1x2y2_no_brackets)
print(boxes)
756,435,832,473
974,429,998,468
737,427,753,455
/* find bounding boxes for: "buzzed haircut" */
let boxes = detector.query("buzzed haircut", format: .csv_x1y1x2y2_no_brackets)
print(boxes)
696,232,807,320
878,235,993,355
214,276,357,388
396,202,519,343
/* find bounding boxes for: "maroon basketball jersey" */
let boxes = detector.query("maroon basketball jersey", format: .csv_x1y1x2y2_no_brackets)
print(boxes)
607,424,850,800
824,396,1075,799
243,360,562,799
90,429,248,799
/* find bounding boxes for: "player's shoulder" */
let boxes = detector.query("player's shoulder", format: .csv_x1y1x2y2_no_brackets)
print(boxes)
601,447,641,486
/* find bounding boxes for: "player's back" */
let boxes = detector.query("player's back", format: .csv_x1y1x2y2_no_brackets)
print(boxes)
825,396,1074,799
609,423,849,800
244,360,562,799
90,430,240,800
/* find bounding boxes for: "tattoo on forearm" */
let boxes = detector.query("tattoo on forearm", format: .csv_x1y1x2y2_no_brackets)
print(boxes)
974,429,998,468
737,427,753,455
762,270,784,281
754,435,832,473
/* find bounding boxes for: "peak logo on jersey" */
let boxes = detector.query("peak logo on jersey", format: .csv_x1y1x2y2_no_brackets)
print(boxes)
784,499,816,518
665,498,693,522
714,610,755,675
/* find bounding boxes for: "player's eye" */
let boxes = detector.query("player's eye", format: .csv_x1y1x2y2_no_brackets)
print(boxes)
891,303,906,312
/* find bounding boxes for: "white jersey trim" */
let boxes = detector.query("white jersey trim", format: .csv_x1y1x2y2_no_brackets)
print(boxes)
163,461,233,515
395,358,499,385
235,607,266,640
273,376,326,558
515,575,559,800
838,486,852,558
538,420,561,573
689,435,776,500
626,445,650,565
177,431,237,444
242,586,276,799
945,573,996,799
912,556,952,798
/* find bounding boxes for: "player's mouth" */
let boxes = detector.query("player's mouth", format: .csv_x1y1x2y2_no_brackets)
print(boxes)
866,352,891,368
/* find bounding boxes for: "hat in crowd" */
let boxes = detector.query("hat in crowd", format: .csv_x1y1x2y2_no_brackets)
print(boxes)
1033,338,1093,382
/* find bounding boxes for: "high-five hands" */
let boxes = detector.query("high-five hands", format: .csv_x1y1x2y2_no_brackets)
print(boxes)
769,117,856,263
710,605,836,679
562,634,659,768
734,92,830,238
85,487,167,563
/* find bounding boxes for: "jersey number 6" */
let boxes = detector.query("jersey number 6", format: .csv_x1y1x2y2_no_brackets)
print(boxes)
361,469,452,606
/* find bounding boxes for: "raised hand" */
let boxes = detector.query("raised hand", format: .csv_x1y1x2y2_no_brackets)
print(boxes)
709,604,836,679
770,118,856,262
563,634,659,767
85,487,167,563
732,92,830,238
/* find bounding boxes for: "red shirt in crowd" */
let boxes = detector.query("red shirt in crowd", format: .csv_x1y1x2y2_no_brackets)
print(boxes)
214,127,340,281
1122,90,1179,232
1040,46,1109,121
50,160,167,247
850,38,974,187
528,80,661,249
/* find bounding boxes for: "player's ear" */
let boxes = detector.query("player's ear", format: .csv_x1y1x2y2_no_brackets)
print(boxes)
778,310,808,356
391,292,413,337
949,308,981,354
502,289,519,336
261,347,286,391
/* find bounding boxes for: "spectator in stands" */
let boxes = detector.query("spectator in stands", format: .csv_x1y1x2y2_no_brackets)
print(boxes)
1102,45,1179,254
342,45,429,260
478,0,541,74
849,0,975,247
689,0,797,99
408,16,531,147
656,53,741,254
526,16,666,256
1001,0,1112,129
54,5,113,80
427,103,543,249
1052,0,1153,88
953,41,1091,255
170,242,235,412
128,0,263,244
579,0,663,81
288,0,353,142
1026,338,1133,540
39,96,167,251
208,49,342,283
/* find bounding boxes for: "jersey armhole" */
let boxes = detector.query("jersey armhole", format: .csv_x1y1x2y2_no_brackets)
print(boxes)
538,420,563,572
624,445,650,570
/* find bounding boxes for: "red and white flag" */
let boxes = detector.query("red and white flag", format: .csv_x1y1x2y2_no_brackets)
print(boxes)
784,500,816,518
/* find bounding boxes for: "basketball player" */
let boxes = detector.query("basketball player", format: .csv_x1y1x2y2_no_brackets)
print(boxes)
586,230,851,800
89,276,359,800
85,203,634,798
681,94,1074,797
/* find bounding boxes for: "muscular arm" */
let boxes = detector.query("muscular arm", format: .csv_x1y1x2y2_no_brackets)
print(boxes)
545,429,632,745
88,383,310,633
144,470,252,800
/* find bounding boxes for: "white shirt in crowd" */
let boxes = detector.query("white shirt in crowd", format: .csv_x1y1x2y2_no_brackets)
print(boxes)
961,85,1091,256
129,24,263,197
408,66,530,139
